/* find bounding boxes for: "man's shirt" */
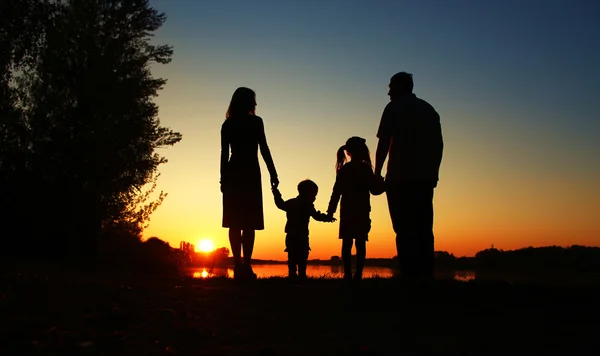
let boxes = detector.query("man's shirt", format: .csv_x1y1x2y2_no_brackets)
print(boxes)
377,93,444,183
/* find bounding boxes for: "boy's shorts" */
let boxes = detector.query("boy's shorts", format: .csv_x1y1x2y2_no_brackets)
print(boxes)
284,233,310,252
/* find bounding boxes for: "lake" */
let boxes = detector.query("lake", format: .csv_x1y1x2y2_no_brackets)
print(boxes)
187,264,476,281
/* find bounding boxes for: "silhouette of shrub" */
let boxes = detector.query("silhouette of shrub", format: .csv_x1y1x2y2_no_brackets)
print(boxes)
138,237,181,275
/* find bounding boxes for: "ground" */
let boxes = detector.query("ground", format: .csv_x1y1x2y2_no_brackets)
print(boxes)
1,264,599,355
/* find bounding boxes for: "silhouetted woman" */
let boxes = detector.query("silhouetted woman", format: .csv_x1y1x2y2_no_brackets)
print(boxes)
221,87,279,280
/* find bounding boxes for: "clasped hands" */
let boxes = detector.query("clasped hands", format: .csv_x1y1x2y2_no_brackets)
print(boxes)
324,213,337,223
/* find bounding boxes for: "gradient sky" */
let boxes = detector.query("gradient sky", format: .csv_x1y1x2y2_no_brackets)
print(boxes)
143,0,600,259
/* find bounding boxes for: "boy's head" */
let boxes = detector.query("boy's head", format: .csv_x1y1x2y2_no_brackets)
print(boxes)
297,179,318,203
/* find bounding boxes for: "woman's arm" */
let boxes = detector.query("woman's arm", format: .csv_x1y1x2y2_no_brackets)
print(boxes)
220,125,230,191
257,117,279,187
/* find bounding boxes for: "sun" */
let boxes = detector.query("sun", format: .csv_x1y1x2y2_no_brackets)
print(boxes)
197,239,215,253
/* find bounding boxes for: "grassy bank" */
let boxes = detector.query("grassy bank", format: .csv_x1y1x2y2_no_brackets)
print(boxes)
1,264,599,355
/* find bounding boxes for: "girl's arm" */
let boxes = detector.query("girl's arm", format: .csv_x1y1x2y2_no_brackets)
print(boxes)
257,117,279,187
326,169,344,216
312,207,335,222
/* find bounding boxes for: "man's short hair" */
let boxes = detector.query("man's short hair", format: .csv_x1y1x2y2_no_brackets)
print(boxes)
389,72,414,93
297,179,318,196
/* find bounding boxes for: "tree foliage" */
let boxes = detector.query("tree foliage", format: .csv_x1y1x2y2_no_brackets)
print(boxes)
0,0,181,259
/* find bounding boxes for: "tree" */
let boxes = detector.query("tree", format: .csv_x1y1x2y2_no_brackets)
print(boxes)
2,0,181,258
0,0,53,249
179,241,196,266
210,247,230,266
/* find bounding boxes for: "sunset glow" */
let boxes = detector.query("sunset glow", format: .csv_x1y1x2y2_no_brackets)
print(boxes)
197,239,215,253
142,0,600,260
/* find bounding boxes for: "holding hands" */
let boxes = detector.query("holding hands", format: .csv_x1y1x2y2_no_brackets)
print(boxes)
271,176,279,189
371,174,386,196
271,186,281,197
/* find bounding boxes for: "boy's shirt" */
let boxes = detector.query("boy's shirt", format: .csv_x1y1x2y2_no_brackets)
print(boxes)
273,189,330,236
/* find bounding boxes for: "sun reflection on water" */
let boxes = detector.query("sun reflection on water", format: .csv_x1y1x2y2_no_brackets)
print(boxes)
192,267,234,279
188,265,476,281
193,269,210,278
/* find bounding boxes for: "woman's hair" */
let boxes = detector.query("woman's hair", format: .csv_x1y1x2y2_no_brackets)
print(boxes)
335,136,373,174
226,87,256,119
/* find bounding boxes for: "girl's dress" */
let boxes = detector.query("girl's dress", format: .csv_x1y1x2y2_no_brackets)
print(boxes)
327,160,376,240
220,114,277,230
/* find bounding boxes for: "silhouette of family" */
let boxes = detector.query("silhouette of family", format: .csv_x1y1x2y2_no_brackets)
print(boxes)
220,72,444,283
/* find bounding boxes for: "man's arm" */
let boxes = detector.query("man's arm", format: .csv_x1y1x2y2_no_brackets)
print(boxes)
374,135,391,178
374,103,394,177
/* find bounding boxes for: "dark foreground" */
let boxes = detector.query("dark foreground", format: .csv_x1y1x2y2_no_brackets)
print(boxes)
1,265,599,356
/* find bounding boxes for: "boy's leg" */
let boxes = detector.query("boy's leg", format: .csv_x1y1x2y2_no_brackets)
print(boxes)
287,252,298,278
285,235,296,278
288,251,296,278
298,250,309,278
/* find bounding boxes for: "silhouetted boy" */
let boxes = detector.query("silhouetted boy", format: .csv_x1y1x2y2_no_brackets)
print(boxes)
273,180,335,279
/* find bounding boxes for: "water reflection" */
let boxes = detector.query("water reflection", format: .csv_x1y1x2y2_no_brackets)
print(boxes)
454,270,476,281
192,267,233,279
188,264,476,281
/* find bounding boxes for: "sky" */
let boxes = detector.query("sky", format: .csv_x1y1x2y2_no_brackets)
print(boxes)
143,0,600,260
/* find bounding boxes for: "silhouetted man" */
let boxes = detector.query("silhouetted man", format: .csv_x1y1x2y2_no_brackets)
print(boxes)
374,72,444,282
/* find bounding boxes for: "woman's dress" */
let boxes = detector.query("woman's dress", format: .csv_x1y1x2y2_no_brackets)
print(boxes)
221,114,277,230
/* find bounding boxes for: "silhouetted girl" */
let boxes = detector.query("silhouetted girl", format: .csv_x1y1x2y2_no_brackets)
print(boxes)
221,87,279,281
327,137,384,282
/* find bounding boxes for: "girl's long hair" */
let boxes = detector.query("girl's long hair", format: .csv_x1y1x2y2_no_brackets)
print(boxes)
335,136,373,174
335,145,348,174
226,87,256,119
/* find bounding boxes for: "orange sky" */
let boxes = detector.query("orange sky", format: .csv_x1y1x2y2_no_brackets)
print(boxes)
141,85,600,259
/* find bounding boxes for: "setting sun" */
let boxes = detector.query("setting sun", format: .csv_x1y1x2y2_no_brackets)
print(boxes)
197,239,215,253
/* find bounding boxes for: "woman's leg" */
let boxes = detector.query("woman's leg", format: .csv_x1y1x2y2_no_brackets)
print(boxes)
229,228,244,279
229,228,242,266
241,229,255,265
241,229,257,278
354,238,367,281
341,238,353,280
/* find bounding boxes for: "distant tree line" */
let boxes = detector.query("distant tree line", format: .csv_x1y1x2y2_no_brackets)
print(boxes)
224,246,600,275
314,245,600,273
1,0,181,264
471,245,600,272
